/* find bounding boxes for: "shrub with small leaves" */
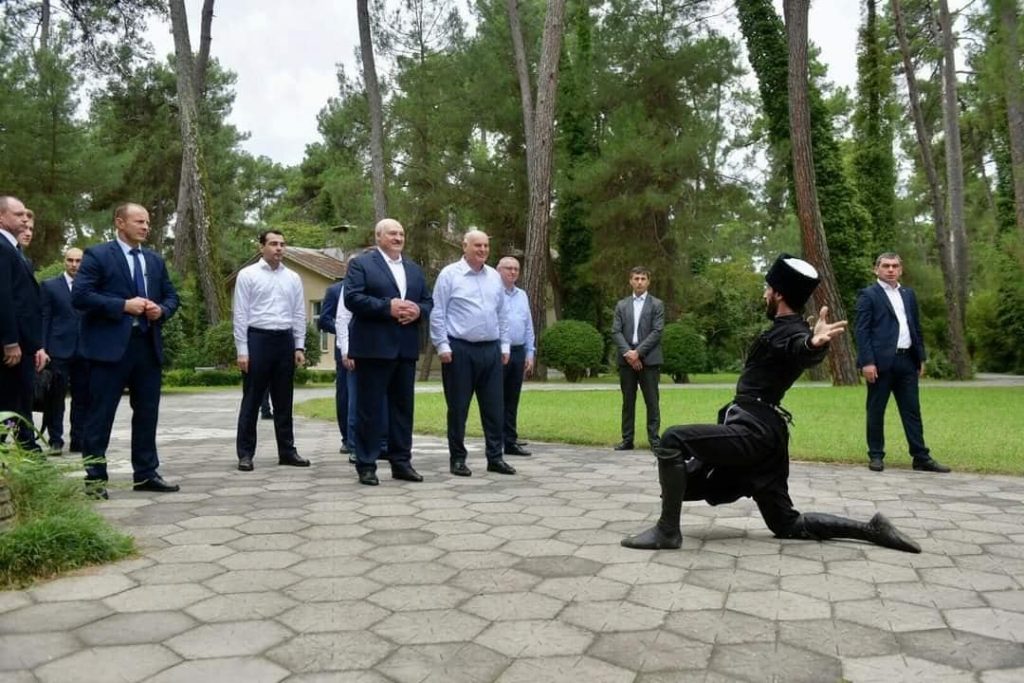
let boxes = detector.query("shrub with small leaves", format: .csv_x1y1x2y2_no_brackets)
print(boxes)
662,321,708,383
539,320,605,382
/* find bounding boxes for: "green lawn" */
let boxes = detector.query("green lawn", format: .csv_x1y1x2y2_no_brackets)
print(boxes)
295,384,1024,476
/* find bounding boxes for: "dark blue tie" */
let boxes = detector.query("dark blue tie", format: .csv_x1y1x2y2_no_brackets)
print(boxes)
130,248,149,332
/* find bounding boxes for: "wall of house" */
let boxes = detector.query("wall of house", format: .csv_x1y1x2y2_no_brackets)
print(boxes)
293,268,337,371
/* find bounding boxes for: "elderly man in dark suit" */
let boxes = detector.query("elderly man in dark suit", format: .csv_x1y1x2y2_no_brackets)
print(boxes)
0,195,48,450
855,252,950,474
611,266,665,451
344,218,432,486
40,247,88,452
73,203,181,498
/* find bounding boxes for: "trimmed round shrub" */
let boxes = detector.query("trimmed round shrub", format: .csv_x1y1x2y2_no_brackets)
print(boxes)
202,320,237,367
662,321,708,383
539,320,604,382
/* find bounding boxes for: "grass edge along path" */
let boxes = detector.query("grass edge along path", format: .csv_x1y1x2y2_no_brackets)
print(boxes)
296,385,1024,476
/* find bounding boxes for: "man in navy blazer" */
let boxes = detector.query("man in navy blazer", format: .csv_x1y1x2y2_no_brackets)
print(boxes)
855,252,950,474
40,247,89,452
317,278,349,453
0,195,48,450
343,218,432,486
73,203,181,498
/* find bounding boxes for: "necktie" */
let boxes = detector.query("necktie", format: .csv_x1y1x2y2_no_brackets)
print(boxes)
15,244,29,266
130,248,149,332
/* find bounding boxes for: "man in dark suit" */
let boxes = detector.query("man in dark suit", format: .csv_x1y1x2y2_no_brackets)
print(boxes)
611,266,665,451
73,203,181,498
0,196,48,450
317,278,349,454
344,218,432,486
855,252,950,474
40,247,89,452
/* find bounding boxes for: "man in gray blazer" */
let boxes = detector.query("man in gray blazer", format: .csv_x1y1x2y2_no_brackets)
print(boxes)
611,266,665,451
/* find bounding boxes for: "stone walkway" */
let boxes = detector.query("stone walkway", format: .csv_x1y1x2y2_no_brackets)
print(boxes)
1,387,1023,682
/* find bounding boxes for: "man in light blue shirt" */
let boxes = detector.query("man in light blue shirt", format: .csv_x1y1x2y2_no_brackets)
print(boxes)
430,230,516,477
496,256,534,457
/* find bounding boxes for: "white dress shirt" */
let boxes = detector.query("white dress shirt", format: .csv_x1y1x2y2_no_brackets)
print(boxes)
877,279,912,349
233,258,307,356
631,293,647,345
335,285,353,357
378,247,407,299
64,272,74,291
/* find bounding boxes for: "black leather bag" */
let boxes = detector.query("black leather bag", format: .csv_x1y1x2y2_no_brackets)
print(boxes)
32,366,55,412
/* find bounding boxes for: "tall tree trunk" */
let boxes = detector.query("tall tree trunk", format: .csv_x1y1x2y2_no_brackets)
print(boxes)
169,0,222,324
194,0,215,98
996,0,1024,234
891,0,971,378
357,0,389,222
39,0,50,51
783,0,859,385
507,0,567,381
937,0,969,316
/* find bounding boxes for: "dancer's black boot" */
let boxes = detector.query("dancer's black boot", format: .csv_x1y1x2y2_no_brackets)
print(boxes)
794,512,921,553
621,448,687,550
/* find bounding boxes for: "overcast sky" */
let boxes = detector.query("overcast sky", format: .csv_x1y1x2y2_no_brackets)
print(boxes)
143,1,867,167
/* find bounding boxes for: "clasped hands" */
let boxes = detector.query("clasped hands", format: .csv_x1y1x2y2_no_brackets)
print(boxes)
125,296,163,321
389,298,421,325
623,349,643,371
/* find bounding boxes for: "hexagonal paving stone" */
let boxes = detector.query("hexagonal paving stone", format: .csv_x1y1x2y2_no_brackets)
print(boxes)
285,577,382,603
75,611,197,646
683,568,780,592
277,601,390,634
177,515,249,529
663,608,776,645
219,550,303,570
128,562,226,585
0,592,31,615
186,592,297,622
28,573,136,602
377,642,510,683
589,630,711,672
461,592,564,621
0,601,112,633
725,589,833,621
450,568,542,595
147,544,235,564
876,581,986,609
368,585,469,611
267,632,393,672
229,533,307,552
496,655,635,683
34,644,180,683
163,528,244,545
516,556,603,578
165,620,293,658
598,562,686,586
0,633,79,670
628,582,725,611
103,583,213,613
438,550,520,570
841,654,975,683
945,608,1024,642
475,619,593,657
203,570,301,594
709,641,841,682
364,544,445,564
835,598,946,632
778,618,899,658
561,600,666,632
372,609,488,645
146,656,290,683
919,567,1019,592
290,558,379,579
777,572,877,601
897,629,1024,670
431,533,506,551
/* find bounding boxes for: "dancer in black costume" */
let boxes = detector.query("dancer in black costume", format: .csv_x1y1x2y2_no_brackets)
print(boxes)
622,254,920,554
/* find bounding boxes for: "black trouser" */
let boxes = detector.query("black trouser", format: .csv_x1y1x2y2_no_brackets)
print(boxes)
0,352,37,450
866,351,930,461
442,338,503,462
352,357,414,472
42,356,89,448
502,345,526,447
83,330,162,483
619,361,661,444
237,328,297,460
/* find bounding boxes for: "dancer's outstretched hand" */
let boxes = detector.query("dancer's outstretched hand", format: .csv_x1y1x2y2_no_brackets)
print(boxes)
809,306,847,347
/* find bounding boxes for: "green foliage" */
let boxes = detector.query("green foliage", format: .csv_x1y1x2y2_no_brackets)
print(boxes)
202,321,238,367
162,369,242,386
661,321,709,383
539,320,605,382
0,444,134,588
304,324,323,368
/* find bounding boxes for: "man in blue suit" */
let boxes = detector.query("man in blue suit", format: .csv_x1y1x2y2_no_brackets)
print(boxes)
0,195,48,450
40,247,89,452
344,218,432,486
855,252,950,474
317,278,349,454
73,203,181,498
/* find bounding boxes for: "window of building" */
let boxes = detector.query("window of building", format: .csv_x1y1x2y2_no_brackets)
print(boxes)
311,300,329,353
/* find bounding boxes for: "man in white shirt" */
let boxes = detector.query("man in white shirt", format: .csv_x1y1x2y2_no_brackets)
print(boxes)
855,252,950,473
233,229,311,472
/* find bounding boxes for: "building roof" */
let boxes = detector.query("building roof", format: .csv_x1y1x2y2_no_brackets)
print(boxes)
225,247,347,285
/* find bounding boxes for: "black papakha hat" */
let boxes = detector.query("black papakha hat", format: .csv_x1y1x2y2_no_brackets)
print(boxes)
765,253,820,309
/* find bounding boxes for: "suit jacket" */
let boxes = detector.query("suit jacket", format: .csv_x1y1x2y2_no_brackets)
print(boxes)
0,235,41,353
611,293,665,367
854,282,927,372
72,240,180,364
318,281,342,361
343,249,432,361
41,275,82,359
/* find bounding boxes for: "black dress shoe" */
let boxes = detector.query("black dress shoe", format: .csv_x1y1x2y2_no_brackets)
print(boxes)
649,439,661,450
340,443,352,454
358,470,379,486
516,440,529,447
279,453,311,467
348,452,357,464
49,440,65,453
391,464,423,482
504,443,531,456
238,456,254,471
868,458,884,472
85,482,109,500
486,459,516,475
133,475,180,493
450,461,472,477
913,457,951,473
613,441,634,451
